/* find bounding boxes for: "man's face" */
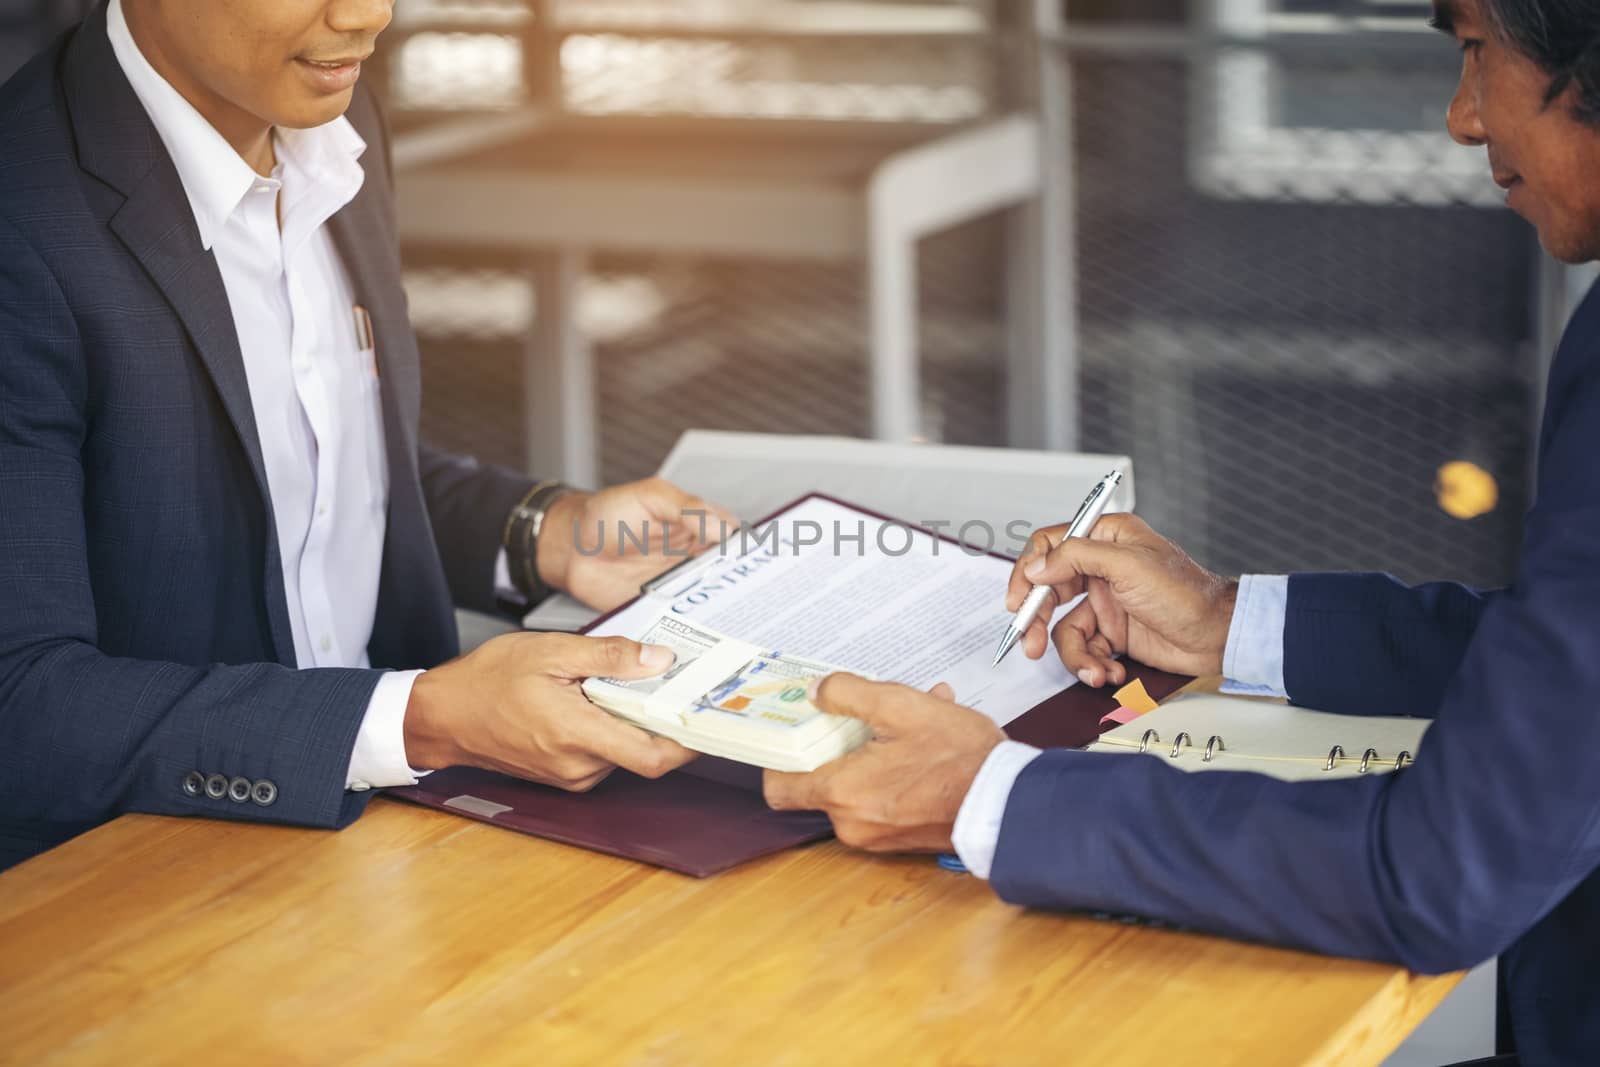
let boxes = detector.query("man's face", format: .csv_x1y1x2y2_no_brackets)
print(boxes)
1436,0,1600,263
132,0,393,132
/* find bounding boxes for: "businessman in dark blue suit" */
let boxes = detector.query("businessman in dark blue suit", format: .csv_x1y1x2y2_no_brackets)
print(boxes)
767,0,1600,1061
0,0,731,870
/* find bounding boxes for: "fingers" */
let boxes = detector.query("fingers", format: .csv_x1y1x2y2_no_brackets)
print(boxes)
568,705,699,780
563,768,615,793
928,682,956,703
1007,526,1067,611
1021,534,1145,593
764,766,832,811
1051,601,1120,688
687,497,742,544
1086,632,1127,687
640,478,741,547
1020,609,1053,660
1085,511,1158,546
537,634,675,682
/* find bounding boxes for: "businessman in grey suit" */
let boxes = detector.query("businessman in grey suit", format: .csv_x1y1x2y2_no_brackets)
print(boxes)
0,0,728,868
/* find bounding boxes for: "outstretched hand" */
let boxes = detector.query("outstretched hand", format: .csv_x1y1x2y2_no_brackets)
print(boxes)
763,674,1004,853
405,632,699,792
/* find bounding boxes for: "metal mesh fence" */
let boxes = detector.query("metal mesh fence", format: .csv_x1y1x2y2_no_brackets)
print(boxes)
1063,36,1538,587
398,0,1541,590
398,0,1012,490
558,32,990,122
383,0,995,122
407,215,1008,483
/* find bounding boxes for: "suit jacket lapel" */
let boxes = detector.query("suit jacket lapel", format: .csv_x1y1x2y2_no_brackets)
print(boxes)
63,5,295,665
105,189,272,499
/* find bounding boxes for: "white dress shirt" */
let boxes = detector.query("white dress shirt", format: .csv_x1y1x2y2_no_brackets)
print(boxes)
951,574,1292,879
108,0,423,791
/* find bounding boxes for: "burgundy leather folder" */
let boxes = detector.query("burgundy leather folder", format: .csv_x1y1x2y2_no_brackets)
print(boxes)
391,493,1191,877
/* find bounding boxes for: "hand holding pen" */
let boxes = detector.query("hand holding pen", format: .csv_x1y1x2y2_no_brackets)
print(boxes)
992,470,1123,669
999,501,1241,687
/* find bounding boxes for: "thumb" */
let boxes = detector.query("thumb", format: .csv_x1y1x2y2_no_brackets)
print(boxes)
808,672,914,733
545,634,676,681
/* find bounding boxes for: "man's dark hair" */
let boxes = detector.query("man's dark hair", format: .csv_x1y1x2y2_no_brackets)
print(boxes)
1478,0,1600,125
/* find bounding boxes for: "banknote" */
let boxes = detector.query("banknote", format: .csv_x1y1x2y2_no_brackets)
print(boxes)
691,652,835,731
598,615,720,696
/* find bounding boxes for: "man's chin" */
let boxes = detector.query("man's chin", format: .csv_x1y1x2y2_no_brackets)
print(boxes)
1536,227,1600,266
274,91,356,131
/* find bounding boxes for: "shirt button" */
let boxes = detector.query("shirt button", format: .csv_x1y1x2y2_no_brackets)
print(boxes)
319,635,333,653
351,781,372,793
317,502,329,518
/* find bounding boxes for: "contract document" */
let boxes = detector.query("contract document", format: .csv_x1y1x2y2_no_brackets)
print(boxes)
584,495,1078,769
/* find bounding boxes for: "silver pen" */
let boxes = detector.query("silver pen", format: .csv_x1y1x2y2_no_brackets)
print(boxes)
992,469,1124,668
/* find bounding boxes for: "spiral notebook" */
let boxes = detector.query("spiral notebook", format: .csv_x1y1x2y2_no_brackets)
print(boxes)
1085,692,1431,780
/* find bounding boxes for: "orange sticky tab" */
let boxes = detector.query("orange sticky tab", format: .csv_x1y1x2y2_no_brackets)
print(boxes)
1112,678,1158,715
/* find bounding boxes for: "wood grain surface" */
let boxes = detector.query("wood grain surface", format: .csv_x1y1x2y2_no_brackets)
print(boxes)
0,794,1458,1066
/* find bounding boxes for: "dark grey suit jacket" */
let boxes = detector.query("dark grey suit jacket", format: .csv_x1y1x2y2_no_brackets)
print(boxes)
0,5,535,867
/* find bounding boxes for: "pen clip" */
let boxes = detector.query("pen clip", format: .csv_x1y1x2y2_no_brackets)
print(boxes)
353,304,374,350
1064,470,1121,538
1063,486,1103,534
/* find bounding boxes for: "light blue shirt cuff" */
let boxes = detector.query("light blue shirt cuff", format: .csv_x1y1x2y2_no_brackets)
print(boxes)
1220,574,1289,698
951,740,1044,880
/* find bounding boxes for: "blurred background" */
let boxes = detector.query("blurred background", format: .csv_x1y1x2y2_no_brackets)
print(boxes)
6,0,1597,590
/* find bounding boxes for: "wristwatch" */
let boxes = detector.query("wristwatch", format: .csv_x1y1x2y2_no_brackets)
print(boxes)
503,480,578,604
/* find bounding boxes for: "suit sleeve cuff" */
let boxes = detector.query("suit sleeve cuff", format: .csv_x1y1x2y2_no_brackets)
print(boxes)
1220,574,1289,697
952,740,1044,880
345,670,430,791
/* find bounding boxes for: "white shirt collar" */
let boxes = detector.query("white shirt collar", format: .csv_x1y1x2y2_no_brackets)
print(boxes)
105,0,367,251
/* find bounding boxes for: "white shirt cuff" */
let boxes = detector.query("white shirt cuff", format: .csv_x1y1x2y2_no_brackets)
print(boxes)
951,740,1044,880
1220,574,1289,698
494,547,524,604
345,669,430,791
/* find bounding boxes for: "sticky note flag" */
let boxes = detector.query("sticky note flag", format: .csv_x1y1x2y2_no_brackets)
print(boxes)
1099,705,1144,727
1112,678,1159,715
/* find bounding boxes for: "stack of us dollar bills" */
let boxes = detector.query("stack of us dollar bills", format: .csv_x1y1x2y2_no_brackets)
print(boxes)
581,614,871,772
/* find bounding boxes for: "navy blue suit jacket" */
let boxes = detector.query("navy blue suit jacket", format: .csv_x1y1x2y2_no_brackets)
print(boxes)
990,281,1600,1063
0,9,534,868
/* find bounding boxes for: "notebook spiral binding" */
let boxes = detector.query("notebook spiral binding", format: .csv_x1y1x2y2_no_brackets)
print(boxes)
1135,729,1414,773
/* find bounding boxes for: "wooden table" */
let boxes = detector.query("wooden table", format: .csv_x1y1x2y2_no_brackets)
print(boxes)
0,796,1459,1066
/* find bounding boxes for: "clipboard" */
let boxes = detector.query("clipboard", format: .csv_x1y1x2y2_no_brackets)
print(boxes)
391,492,1189,876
